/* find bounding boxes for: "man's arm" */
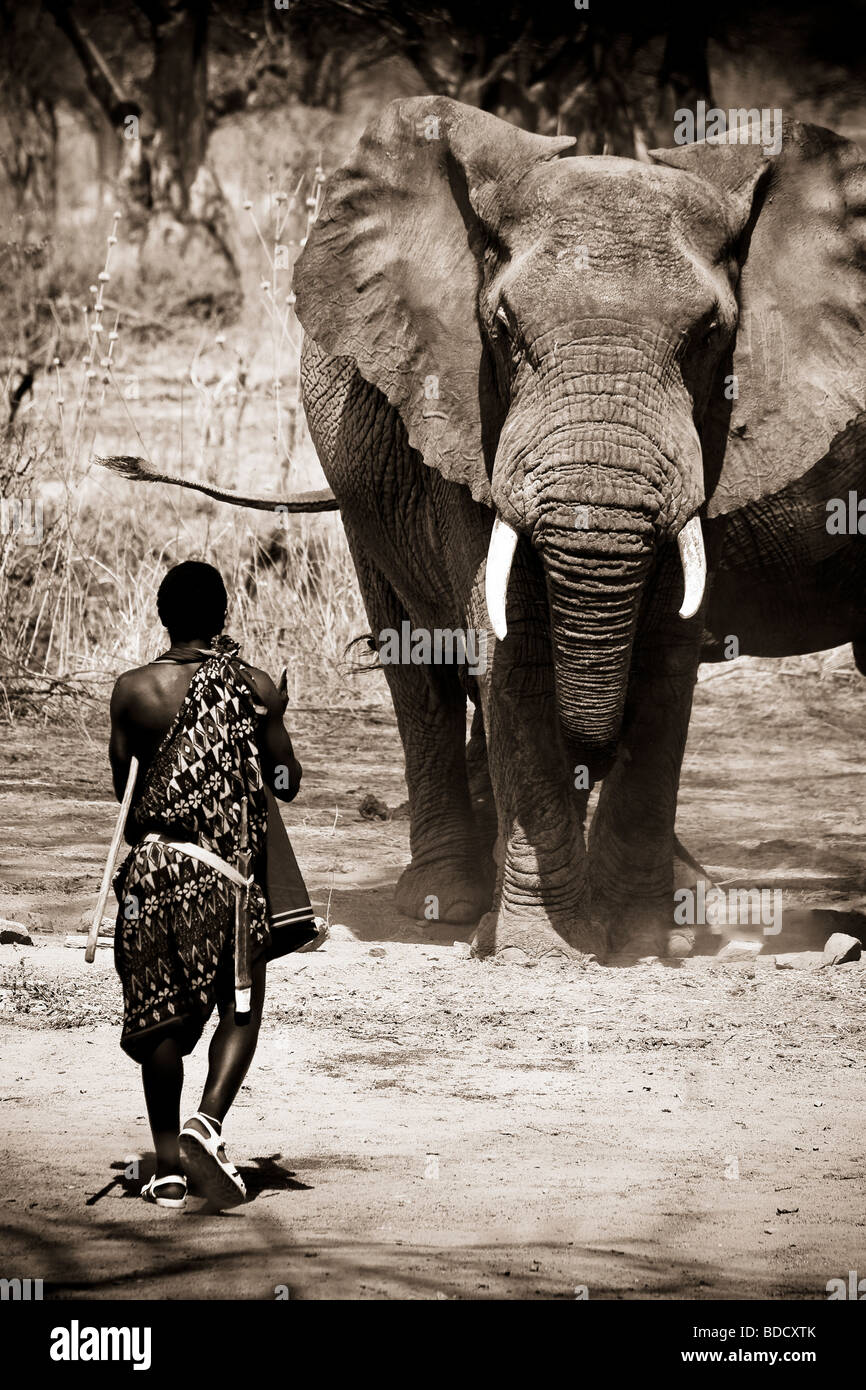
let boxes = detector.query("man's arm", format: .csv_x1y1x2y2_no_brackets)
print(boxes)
108,674,134,802
249,667,303,802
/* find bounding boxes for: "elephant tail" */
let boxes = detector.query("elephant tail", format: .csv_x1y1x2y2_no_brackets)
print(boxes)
95,454,339,513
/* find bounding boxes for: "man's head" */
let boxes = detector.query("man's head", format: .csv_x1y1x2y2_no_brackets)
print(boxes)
157,561,227,642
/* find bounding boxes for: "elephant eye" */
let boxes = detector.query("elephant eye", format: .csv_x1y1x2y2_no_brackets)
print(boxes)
700,310,725,347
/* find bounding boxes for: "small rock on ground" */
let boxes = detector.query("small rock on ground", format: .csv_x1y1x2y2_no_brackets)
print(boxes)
0,920,33,945
775,951,823,971
822,932,862,966
716,938,763,962
326,922,356,942
78,910,116,935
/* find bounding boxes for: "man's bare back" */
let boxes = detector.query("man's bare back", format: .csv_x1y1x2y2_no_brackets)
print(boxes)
109,657,302,805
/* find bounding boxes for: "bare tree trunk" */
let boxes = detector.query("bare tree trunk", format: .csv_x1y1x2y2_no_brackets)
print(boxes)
148,0,208,217
45,0,239,310
0,95,58,227
138,0,239,299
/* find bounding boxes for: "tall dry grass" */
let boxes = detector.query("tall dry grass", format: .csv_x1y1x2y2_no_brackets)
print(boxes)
0,180,386,723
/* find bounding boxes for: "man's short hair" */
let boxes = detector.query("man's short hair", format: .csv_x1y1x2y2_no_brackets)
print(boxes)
157,561,228,640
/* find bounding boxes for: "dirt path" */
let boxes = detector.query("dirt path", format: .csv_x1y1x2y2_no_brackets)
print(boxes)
1,658,865,1299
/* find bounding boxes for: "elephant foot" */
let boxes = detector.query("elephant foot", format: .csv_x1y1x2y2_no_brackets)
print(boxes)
603,922,668,965
470,905,601,964
667,926,696,958
593,897,670,964
394,857,494,925
603,916,696,963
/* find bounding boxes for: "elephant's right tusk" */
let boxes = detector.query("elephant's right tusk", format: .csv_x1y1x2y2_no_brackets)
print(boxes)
677,514,706,619
485,515,519,640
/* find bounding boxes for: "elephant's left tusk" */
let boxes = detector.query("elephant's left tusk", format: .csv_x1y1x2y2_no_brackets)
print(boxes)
677,515,706,619
485,515,519,640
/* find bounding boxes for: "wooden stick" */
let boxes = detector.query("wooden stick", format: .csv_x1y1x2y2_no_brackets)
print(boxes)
86,756,139,964
234,797,252,1015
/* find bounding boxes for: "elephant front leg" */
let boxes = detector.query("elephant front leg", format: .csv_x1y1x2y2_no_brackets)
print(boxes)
352,551,494,926
389,657,496,926
588,621,702,960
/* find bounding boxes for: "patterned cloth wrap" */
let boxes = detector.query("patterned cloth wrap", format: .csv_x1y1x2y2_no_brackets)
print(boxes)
114,638,273,1060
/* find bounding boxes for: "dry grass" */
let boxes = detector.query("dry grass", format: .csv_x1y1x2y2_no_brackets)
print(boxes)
0,187,387,722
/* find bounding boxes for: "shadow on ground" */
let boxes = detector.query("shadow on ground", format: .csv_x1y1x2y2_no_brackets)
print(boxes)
313,881,474,945
86,1153,313,1209
0,1210,824,1300
316,880,866,960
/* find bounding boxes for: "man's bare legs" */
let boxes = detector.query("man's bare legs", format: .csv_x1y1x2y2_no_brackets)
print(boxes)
139,957,267,1202
196,956,267,1128
141,1037,184,1188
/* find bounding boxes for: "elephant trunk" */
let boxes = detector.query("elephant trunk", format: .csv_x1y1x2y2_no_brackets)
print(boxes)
540,527,653,755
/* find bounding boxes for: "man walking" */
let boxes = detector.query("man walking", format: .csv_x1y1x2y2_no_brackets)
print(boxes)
109,560,317,1209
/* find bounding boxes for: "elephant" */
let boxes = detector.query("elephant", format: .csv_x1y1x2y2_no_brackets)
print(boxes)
102,96,866,962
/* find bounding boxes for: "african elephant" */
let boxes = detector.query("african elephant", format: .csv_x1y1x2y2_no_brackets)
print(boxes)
104,96,866,962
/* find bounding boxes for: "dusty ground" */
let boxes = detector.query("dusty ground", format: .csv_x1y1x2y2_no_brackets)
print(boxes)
1,656,865,1300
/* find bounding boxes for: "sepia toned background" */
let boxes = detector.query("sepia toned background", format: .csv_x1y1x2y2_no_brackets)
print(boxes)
1,0,866,1303
2,0,865,713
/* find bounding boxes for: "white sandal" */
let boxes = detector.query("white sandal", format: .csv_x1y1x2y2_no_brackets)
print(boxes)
141,1173,187,1209
179,1112,246,1209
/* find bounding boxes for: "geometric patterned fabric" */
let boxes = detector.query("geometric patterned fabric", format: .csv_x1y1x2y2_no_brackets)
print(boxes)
113,641,270,1060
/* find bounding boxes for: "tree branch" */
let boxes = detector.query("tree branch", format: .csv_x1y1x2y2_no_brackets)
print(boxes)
42,0,139,126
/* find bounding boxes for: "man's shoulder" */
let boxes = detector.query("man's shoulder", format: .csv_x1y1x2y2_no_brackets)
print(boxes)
115,662,156,682
112,663,158,695
111,664,147,698
110,662,174,716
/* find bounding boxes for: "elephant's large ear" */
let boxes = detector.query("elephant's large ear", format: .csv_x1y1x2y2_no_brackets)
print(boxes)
293,96,574,506
651,122,866,516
